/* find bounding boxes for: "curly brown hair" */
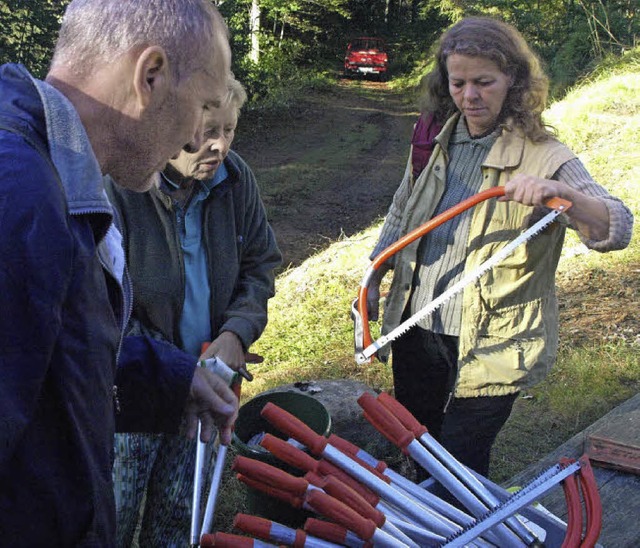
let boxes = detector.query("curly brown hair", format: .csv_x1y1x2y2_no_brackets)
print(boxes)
418,17,555,141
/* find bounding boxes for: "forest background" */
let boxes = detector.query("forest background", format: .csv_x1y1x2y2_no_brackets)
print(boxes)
2,0,638,102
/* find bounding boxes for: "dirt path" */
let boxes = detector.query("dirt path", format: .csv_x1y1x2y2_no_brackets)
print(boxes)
234,79,418,268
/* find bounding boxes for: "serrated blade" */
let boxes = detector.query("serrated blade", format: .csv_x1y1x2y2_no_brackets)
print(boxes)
356,207,565,363
441,460,582,546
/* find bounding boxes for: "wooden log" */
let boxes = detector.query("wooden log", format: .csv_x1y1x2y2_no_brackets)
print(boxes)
585,408,640,475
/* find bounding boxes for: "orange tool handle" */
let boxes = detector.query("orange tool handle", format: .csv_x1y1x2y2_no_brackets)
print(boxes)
306,489,377,542
236,473,305,509
260,402,328,456
316,459,379,505
260,433,319,473
304,471,327,489
304,518,373,547
329,433,388,474
323,475,384,527
357,186,507,356
378,392,428,438
357,392,414,450
304,518,350,545
577,455,602,548
234,514,273,540
201,531,262,547
232,455,308,495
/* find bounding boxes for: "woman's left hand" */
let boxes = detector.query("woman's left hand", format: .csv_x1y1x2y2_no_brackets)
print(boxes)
500,174,566,206
500,173,610,241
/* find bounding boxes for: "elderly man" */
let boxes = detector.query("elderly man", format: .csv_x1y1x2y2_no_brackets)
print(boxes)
0,1,237,545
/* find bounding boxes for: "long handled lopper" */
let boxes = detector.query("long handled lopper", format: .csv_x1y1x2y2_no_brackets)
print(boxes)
190,350,260,546
252,400,602,546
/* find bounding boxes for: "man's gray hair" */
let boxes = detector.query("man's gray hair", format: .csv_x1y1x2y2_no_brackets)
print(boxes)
51,0,228,81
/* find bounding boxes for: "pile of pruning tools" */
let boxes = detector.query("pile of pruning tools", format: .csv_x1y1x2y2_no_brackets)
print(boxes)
198,394,601,547
191,188,603,545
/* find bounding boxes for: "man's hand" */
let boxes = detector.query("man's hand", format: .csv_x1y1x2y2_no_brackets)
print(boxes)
183,367,238,445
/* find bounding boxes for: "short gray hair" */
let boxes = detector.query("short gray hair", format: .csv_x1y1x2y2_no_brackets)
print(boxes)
224,76,248,114
51,0,228,81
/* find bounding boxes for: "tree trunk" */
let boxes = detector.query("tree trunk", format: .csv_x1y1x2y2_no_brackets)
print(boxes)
249,0,260,63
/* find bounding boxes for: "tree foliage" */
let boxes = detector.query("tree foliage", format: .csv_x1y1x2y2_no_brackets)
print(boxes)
0,0,68,79
1,0,637,102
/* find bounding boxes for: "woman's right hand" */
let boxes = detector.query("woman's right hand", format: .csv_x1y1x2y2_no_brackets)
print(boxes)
365,263,391,321
367,280,382,321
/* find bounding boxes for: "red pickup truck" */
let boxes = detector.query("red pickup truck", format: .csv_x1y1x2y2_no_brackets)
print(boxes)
344,37,389,80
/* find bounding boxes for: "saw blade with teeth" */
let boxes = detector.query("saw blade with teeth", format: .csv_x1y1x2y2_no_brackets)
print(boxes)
357,207,564,363
441,460,582,547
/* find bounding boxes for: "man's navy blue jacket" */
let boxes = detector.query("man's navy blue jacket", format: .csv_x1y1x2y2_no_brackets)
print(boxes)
0,63,197,546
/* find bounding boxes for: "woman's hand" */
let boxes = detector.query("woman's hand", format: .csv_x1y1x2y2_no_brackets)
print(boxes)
501,174,610,241
366,263,391,321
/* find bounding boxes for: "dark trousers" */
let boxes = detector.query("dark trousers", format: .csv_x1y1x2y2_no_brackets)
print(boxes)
391,326,517,477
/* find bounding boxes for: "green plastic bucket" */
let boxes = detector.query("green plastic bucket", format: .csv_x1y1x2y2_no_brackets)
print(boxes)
232,390,331,526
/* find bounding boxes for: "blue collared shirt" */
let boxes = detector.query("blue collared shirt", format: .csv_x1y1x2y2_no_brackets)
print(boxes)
161,163,228,356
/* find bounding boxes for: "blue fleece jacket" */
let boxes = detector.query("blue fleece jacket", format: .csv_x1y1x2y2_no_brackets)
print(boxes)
0,63,197,547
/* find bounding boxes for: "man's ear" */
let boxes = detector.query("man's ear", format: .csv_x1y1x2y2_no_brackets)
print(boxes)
133,46,170,109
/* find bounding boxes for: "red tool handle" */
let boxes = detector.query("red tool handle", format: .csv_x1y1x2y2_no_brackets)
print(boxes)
560,459,583,548
304,517,350,545
304,471,327,489
304,518,373,547
316,459,379,505
236,473,305,509
323,475,384,526
577,455,602,548
232,455,308,495
304,518,373,548
357,186,507,358
377,392,428,438
201,531,259,547
358,392,414,450
260,402,328,456
234,513,308,546
361,411,399,450
329,433,388,474
260,433,319,473
234,514,273,540
306,489,377,541
293,529,308,548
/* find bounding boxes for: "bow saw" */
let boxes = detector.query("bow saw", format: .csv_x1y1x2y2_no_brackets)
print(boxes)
353,186,572,364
